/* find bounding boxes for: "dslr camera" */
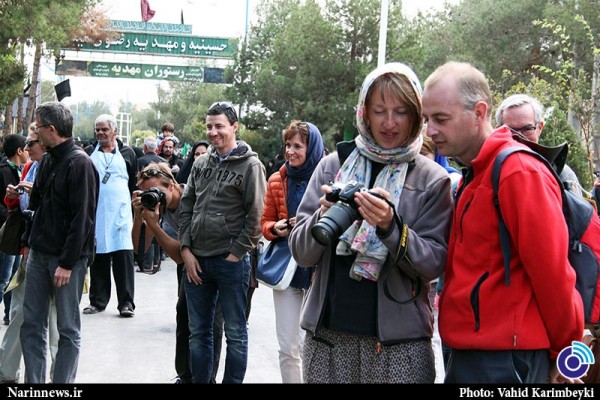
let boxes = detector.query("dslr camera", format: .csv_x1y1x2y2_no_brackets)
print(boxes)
311,180,373,246
140,187,166,211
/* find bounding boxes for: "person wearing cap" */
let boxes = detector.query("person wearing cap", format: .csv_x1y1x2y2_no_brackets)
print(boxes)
179,101,266,383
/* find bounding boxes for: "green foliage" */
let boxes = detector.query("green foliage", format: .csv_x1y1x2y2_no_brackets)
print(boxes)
0,0,100,109
542,107,592,189
70,100,111,141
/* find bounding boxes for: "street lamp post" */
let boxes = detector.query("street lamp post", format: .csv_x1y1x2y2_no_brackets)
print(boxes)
377,0,389,67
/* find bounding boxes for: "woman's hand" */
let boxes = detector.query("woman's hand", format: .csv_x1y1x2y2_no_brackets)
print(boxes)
318,184,336,218
355,188,394,232
273,218,291,237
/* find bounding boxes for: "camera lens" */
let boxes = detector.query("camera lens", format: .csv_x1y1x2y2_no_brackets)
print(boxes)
311,203,360,246
140,192,160,211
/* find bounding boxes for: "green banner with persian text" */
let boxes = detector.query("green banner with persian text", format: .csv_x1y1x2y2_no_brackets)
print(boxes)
88,62,203,81
72,32,234,58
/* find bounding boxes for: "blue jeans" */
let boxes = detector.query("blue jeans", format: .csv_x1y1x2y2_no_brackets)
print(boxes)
20,250,87,383
184,253,250,383
0,252,16,303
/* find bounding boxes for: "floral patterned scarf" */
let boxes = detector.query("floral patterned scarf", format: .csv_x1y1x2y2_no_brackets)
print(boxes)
335,62,423,281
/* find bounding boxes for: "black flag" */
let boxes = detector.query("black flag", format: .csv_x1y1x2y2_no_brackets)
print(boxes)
55,79,71,102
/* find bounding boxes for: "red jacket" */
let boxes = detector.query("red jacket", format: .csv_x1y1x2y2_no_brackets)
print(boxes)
261,165,288,241
4,160,33,211
439,127,583,359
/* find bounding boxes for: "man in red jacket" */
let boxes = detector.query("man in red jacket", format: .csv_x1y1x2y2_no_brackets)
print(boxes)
422,61,584,383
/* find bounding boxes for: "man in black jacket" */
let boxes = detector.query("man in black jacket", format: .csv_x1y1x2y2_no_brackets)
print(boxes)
21,102,99,383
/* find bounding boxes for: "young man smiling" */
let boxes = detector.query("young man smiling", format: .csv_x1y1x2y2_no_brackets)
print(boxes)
179,101,266,383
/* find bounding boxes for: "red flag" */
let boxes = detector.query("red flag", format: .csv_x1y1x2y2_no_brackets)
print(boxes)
141,0,155,22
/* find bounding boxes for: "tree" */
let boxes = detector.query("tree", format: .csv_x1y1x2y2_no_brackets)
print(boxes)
0,0,108,134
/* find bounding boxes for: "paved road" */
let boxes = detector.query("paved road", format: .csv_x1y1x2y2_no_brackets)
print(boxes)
0,257,444,383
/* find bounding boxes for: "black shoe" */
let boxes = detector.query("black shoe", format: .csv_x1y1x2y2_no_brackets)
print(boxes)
120,307,135,317
83,305,104,315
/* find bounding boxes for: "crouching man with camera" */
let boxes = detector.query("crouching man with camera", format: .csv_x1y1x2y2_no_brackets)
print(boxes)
132,162,223,384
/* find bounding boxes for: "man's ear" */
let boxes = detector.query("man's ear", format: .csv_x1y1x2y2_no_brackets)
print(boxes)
538,120,545,133
473,101,488,123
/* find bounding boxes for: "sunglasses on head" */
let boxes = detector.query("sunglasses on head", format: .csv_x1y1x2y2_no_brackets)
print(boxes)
140,169,174,181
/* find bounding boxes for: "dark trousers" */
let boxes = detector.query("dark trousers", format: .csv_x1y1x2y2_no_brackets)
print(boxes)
175,263,223,383
445,348,550,383
142,240,161,271
89,250,135,311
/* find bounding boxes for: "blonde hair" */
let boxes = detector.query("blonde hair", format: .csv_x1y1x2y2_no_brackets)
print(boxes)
137,162,179,191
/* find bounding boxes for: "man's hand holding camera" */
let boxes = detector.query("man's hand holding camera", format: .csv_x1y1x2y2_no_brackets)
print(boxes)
132,189,163,229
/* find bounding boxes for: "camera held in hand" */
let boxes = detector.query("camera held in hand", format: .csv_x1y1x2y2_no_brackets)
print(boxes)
140,187,166,211
311,180,366,246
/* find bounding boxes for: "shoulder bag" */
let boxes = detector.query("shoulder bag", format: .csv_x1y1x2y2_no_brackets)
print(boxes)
255,237,297,291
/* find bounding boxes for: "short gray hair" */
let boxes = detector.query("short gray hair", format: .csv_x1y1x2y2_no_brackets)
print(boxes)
144,136,157,150
94,114,117,130
496,94,545,126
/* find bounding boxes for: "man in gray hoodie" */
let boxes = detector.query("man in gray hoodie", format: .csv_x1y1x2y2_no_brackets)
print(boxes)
179,101,266,383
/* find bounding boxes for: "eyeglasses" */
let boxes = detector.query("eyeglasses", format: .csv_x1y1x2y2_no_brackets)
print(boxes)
34,124,50,133
25,140,39,148
508,124,538,136
140,169,174,181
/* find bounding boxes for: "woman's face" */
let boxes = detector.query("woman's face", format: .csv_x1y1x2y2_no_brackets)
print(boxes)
285,133,307,168
25,131,44,162
366,86,413,150
194,145,208,160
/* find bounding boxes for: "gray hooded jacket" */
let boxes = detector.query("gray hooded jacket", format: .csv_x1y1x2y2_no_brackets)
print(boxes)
179,141,266,260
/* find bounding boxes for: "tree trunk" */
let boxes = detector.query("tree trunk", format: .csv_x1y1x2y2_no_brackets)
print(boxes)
592,52,600,173
25,42,42,126
16,44,25,134
568,42,582,136
3,107,12,136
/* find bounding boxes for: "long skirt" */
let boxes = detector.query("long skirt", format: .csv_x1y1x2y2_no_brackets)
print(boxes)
303,328,435,383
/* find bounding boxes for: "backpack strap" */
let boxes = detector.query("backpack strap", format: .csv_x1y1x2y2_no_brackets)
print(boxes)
491,147,564,286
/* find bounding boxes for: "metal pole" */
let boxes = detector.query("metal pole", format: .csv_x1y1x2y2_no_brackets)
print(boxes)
377,0,389,67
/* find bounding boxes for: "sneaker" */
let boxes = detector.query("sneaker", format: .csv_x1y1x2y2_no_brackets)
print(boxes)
83,305,104,315
120,307,135,317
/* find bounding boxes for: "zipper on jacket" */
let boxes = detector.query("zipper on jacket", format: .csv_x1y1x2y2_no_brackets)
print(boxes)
470,271,489,332
458,199,472,243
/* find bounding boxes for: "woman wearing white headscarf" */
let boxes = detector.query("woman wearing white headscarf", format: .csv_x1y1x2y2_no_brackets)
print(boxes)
289,63,452,383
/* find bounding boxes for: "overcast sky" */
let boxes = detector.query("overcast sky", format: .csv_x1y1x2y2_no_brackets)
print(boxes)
43,0,457,111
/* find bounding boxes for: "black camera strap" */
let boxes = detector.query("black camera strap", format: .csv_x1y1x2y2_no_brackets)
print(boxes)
379,198,423,305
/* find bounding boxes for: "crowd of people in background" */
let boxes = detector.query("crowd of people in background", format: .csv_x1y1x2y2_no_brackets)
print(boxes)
0,59,596,385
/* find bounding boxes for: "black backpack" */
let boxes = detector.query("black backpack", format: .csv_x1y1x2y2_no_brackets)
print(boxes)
492,145,600,324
